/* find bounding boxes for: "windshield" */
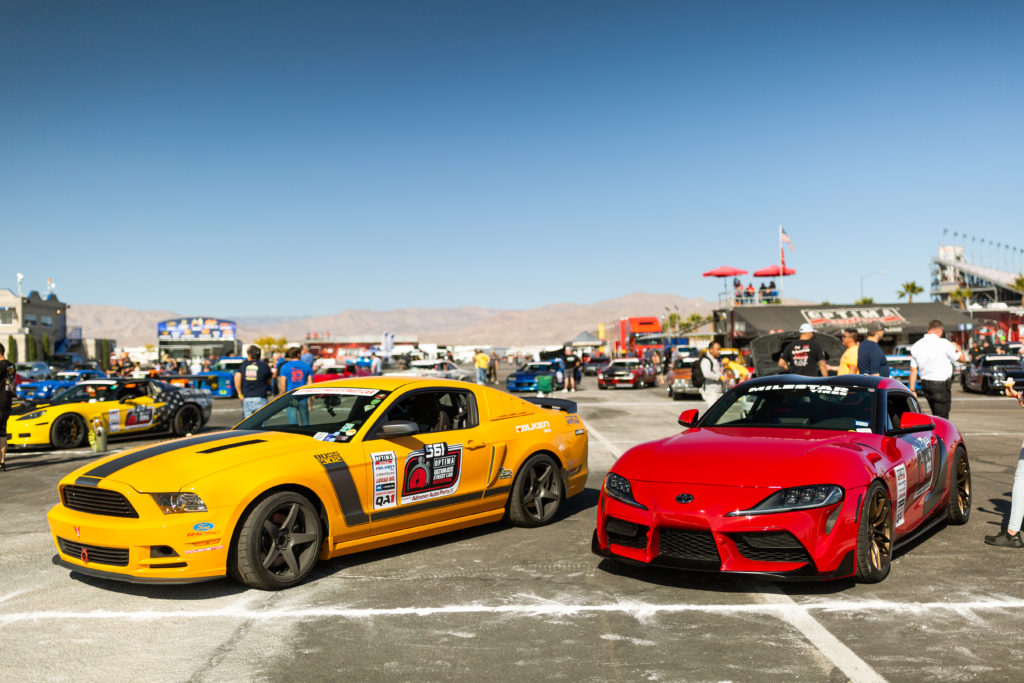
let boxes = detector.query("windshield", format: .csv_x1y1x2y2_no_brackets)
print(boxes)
611,360,640,369
982,357,1022,368
51,383,120,404
887,357,911,371
215,358,244,371
521,363,551,373
673,358,697,370
235,387,390,441
702,383,876,432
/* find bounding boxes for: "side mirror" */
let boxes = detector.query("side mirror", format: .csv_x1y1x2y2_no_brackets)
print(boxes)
380,420,420,437
895,412,934,433
678,408,699,428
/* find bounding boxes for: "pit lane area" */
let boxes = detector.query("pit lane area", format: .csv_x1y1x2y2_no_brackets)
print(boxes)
2,381,1024,681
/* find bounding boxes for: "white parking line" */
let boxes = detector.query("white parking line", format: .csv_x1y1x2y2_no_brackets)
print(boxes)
4,596,1024,625
581,420,620,470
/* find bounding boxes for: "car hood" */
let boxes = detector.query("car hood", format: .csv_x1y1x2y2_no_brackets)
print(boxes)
614,427,875,487
71,429,317,492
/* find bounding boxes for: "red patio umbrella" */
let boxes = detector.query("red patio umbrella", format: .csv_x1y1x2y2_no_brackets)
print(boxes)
702,265,748,278
753,264,796,277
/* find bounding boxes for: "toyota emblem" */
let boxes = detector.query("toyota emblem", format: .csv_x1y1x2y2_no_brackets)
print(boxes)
676,493,694,504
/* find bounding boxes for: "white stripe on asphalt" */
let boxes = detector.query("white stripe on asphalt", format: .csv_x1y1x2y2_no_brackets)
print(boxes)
4,596,1024,624
581,420,621,471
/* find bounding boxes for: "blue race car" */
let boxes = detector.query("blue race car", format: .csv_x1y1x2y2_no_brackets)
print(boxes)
505,360,565,392
886,355,921,391
14,369,107,401
195,356,246,397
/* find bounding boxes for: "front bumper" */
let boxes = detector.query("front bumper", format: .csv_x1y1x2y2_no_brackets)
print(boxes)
592,481,862,580
669,378,700,396
598,375,639,388
47,481,232,584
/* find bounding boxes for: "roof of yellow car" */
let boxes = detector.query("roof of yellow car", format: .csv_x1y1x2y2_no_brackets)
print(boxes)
310,376,476,391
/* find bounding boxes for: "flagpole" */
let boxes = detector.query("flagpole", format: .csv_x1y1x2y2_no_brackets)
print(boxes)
778,225,784,303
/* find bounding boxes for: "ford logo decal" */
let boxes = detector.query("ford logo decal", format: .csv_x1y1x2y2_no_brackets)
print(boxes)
676,493,694,504
193,522,214,531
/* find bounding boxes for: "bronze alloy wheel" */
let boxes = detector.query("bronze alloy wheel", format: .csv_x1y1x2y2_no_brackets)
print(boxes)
855,480,893,582
947,446,972,525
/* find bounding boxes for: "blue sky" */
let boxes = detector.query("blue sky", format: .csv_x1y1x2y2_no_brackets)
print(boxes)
3,1,1023,317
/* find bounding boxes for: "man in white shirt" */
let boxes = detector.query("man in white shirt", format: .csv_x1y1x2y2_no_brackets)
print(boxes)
908,319,966,419
699,342,727,410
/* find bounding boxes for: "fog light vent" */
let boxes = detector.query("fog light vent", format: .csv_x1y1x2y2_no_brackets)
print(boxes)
150,545,179,558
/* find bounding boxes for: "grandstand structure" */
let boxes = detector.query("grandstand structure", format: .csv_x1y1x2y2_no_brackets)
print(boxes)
931,242,1024,344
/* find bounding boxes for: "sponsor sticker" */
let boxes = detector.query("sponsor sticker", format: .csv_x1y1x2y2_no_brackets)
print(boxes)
575,428,585,435
498,468,513,480
314,451,345,465
371,451,398,510
515,421,550,434
193,522,214,531
184,545,225,554
401,442,462,504
293,387,378,396
313,432,330,441
895,464,908,527
108,409,121,433
565,414,581,425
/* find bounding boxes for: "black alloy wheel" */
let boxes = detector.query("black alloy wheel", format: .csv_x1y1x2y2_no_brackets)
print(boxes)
946,446,972,525
232,491,323,590
960,374,968,392
507,454,564,528
855,480,893,583
172,404,203,437
50,413,87,449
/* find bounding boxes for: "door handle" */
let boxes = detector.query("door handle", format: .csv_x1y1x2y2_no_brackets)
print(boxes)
466,439,486,450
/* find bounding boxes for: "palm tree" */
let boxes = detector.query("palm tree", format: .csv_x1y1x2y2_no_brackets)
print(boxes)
667,312,681,332
896,281,924,303
1010,274,1024,297
949,287,972,310
684,313,707,332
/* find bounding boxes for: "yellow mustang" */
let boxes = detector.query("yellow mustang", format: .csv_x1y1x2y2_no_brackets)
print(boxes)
47,377,589,589
10,378,213,449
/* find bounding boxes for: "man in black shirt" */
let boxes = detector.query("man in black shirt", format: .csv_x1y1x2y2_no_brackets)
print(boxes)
563,348,581,392
0,342,14,471
234,345,273,419
778,323,829,377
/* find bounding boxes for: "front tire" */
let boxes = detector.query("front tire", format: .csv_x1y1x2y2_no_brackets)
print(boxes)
946,446,971,525
232,491,323,590
50,413,87,449
855,480,893,583
507,454,564,527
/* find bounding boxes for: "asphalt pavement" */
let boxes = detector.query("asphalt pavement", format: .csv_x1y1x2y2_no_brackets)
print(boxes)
2,369,1024,682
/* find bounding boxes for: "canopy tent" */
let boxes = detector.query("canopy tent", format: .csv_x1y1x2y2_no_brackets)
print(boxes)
753,265,796,277
702,265,748,278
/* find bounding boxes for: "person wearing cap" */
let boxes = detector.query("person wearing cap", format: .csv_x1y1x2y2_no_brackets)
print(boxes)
857,323,890,377
907,319,966,419
778,323,828,377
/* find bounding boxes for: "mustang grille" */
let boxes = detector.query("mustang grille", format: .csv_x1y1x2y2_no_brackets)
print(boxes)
657,528,721,564
57,538,130,566
732,532,812,564
62,485,139,518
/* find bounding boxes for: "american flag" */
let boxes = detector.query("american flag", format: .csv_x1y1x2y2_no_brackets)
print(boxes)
780,226,795,251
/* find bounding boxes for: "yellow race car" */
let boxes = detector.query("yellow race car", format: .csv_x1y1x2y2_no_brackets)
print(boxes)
47,377,589,589
10,378,213,449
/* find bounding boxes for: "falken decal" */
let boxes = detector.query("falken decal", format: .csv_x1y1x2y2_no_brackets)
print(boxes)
402,442,462,504
515,421,550,434
894,464,908,527
371,450,398,510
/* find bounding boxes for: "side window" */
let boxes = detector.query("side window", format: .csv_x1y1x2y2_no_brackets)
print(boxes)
886,393,916,432
385,390,477,434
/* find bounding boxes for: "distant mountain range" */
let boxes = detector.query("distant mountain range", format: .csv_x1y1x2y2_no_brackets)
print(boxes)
67,293,808,348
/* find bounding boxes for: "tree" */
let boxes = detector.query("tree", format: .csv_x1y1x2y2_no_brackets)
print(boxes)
42,332,51,360
667,312,681,332
1010,274,1024,296
854,297,875,305
99,339,109,371
7,335,16,363
253,336,288,353
26,335,37,361
820,300,833,306
897,281,924,304
949,287,972,310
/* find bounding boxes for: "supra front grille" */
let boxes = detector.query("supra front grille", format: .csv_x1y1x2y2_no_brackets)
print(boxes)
62,485,139,518
57,538,130,566
657,528,721,564
732,532,812,564
605,517,649,549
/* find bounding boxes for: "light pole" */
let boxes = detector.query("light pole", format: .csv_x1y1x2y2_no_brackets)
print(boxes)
860,270,886,300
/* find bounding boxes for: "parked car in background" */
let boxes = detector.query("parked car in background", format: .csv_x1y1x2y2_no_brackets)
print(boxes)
667,354,702,400
583,355,611,376
506,360,565,393
886,355,920,391
313,359,371,384
960,354,1024,394
401,359,472,382
597,358,657,390
195,356,246,398
15,361,51,381
15,369,107,401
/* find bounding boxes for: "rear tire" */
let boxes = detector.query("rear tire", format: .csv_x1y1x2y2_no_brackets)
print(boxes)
946,446,971,525
855,480,893,583
50,413,87,449
171,404,203,437
507,454,563,527
232,491,323,590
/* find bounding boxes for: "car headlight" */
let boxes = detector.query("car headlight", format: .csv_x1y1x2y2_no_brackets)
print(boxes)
727,485,843,516
603,473,648,510
149,492,208,514
597,372,604,379
18,410,46,420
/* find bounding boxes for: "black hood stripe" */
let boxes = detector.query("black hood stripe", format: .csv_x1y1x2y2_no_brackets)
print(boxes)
84,431,265,479
198,439,266,454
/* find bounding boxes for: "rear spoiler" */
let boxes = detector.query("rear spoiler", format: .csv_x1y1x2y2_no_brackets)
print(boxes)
524,397,577,413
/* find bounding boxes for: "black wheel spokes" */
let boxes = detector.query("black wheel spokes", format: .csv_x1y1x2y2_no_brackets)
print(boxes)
524,463,560,521
258,503,317,579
